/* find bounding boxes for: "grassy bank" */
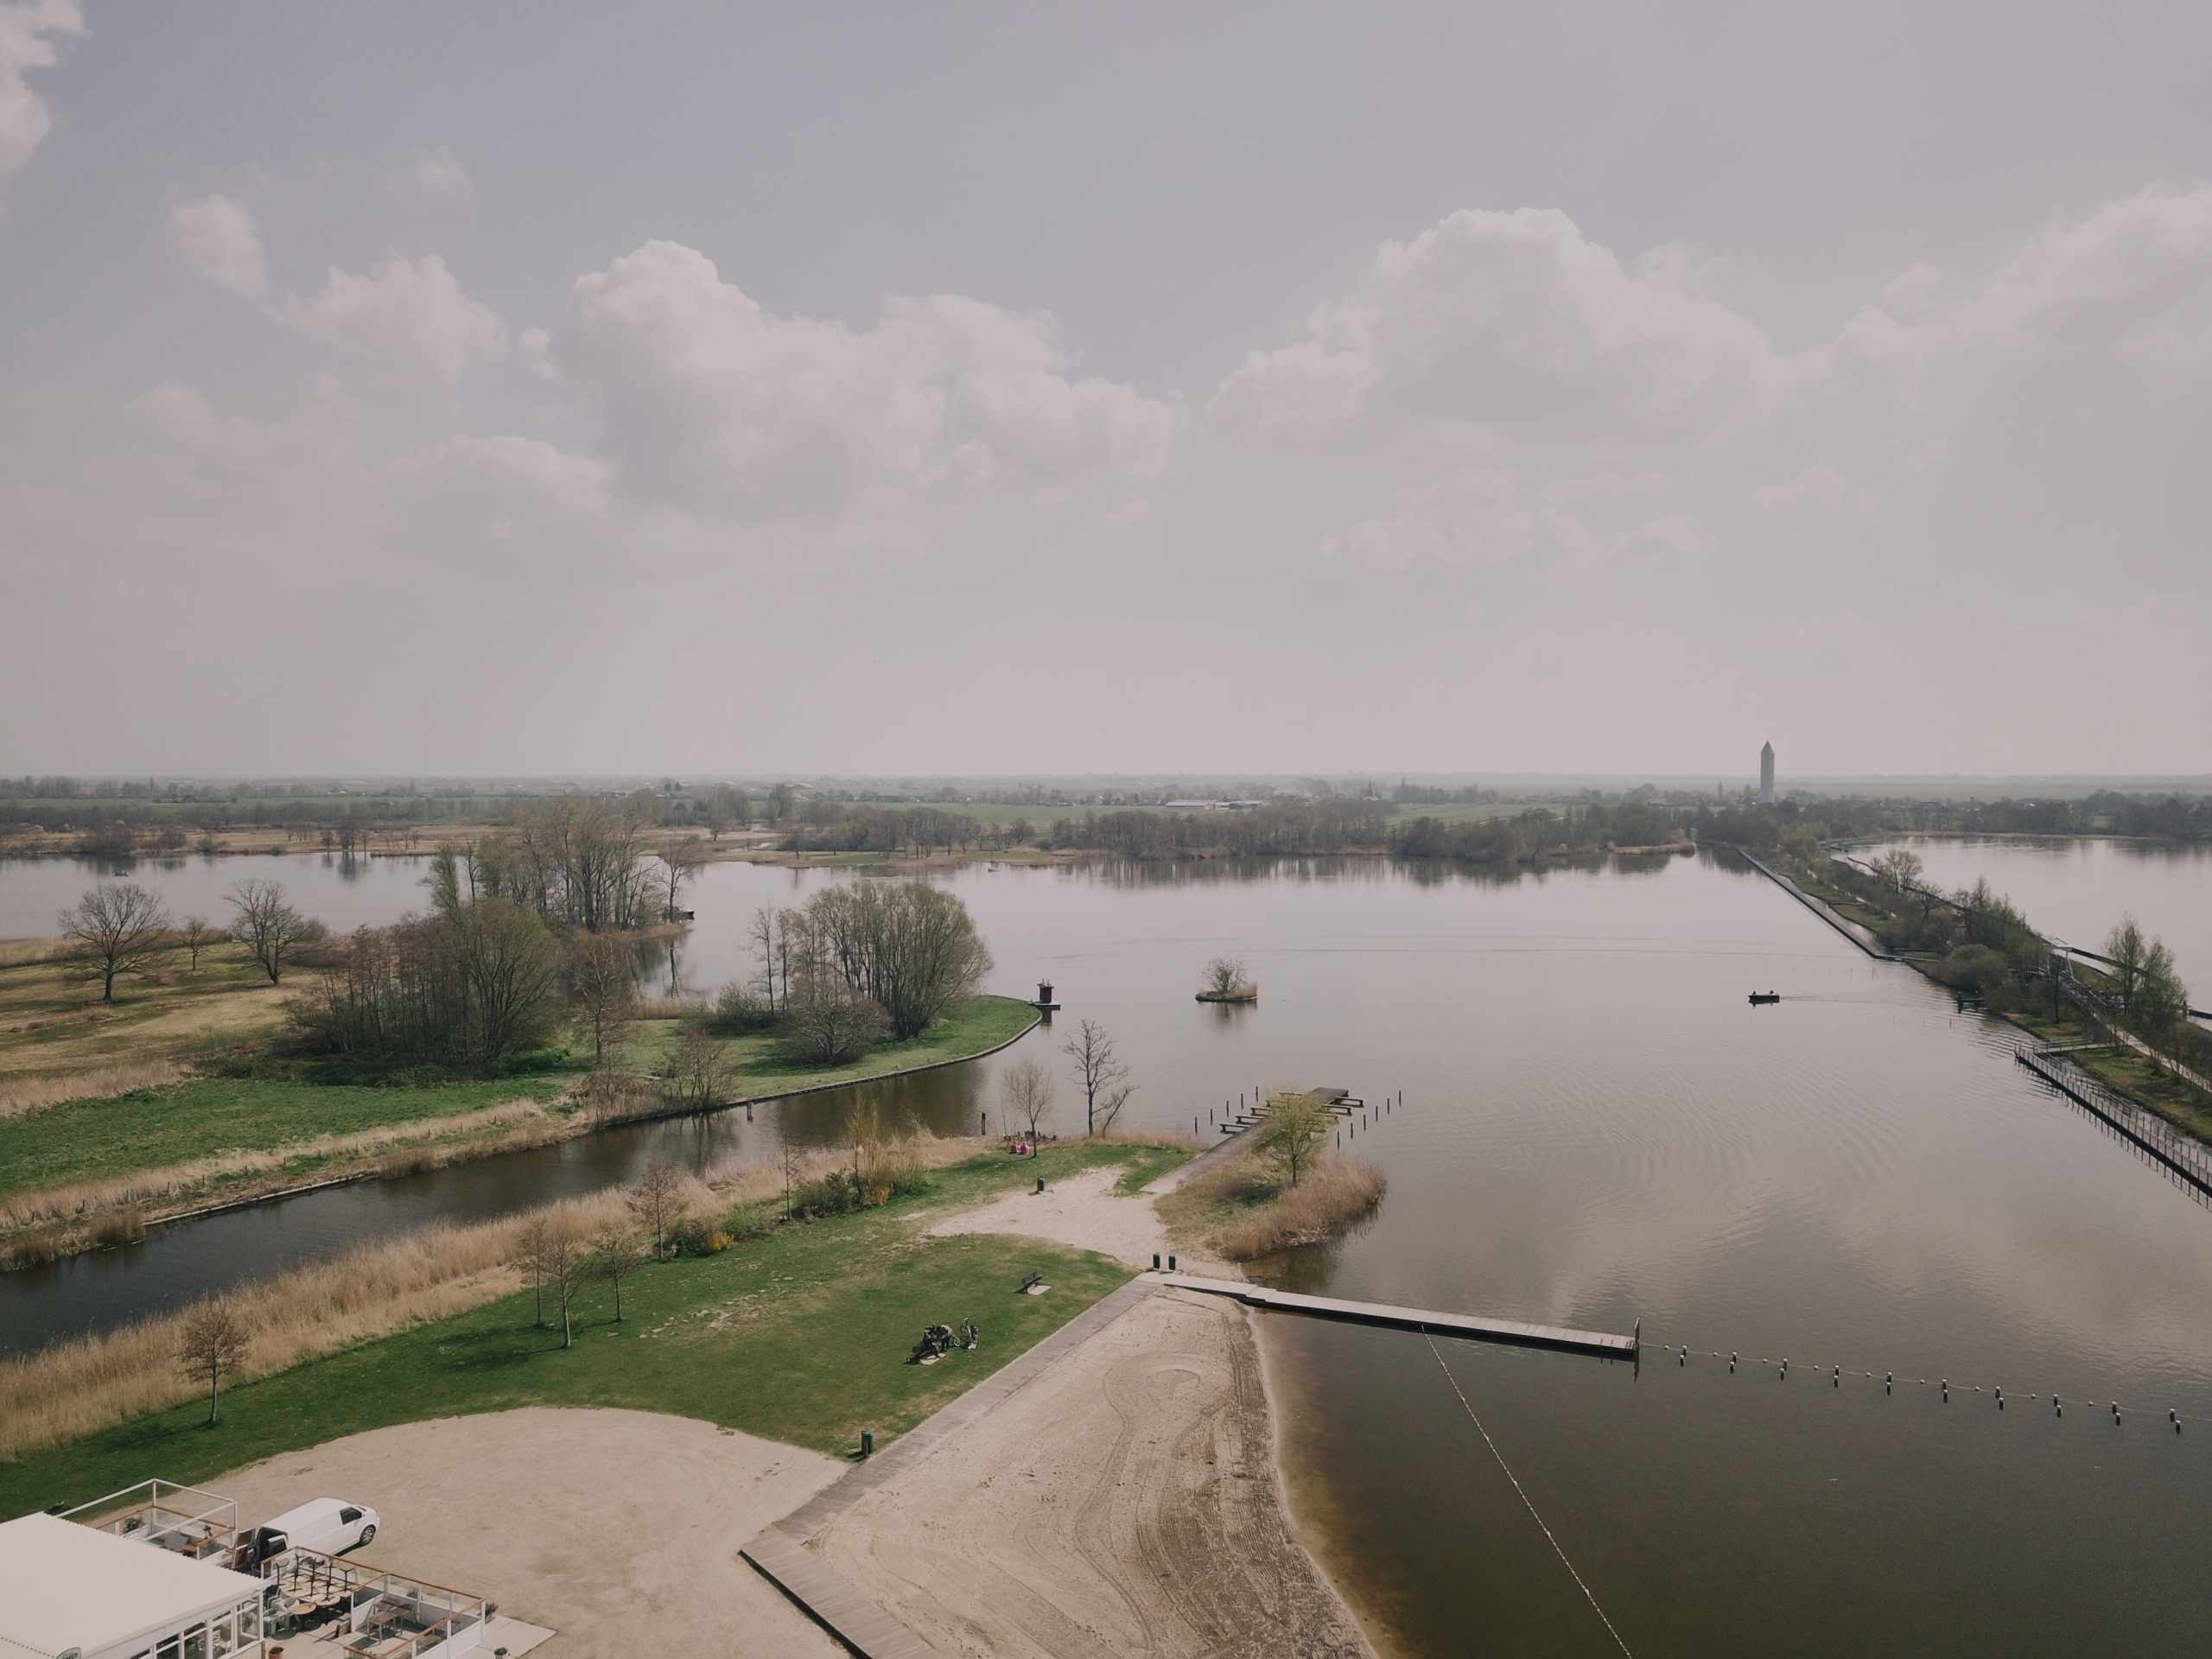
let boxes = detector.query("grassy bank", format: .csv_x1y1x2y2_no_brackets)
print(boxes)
0,995,1040,1264
641,993,1039,1095
0,1076,573,1205
0,1140,1185,1516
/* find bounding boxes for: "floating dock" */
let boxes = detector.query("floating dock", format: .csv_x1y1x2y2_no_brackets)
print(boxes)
1154,1274,1637,1359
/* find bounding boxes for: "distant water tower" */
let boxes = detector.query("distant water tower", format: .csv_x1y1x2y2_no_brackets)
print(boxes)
1759,741,1776,804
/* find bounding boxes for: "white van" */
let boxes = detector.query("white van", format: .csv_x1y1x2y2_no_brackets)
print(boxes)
257,1497,380,1557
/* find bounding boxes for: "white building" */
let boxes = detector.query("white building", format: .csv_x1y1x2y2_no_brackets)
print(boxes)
0,1511,267,1659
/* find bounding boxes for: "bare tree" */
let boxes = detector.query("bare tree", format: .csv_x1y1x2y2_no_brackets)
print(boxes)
626,1160,685,1258
1872,849,1924,896
180,914,213,973
58,882,174,1001
591,1218,647,1321
566,931,639,1066
747,906,779,1012
1203,957,1248,996
1254,1088,1332,1187
225,879,323,984
1061,1018,1135,1135
655,838,709,918
2105,916,2149,1014
664,1023,735,1110
1001,1057,1056,1149
516,1215,552,1325
175,1301,250,1424
784,970,888,1065
541,1223,591,1348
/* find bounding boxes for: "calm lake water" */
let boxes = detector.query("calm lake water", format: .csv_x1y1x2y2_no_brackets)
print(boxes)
4,845,2212,1654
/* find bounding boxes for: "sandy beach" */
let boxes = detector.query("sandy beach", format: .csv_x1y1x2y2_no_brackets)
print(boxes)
806,1282,1375,1659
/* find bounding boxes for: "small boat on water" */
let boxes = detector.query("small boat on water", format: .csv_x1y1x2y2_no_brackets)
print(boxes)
1748,991,1781,1006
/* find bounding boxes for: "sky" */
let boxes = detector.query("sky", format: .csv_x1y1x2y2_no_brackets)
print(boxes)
1,2,2208,781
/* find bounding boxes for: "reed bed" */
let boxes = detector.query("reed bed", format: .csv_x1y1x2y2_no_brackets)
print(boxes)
1165,1150,1386,1262
0,1131,990,1460
0,1061,186,1121
633,995,708,1021
0,936,77,969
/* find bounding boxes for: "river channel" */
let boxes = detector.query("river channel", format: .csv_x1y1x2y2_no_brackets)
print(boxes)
4,845,2211,1653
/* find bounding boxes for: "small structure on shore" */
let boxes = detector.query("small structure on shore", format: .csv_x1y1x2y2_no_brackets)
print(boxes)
1030,981,1060,1011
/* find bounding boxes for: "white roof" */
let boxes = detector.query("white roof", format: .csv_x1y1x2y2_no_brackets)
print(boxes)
0,1514,262,1656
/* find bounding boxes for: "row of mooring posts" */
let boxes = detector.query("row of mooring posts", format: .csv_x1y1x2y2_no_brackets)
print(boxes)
1680,1345,2180,1431
1199,1088,1405,1148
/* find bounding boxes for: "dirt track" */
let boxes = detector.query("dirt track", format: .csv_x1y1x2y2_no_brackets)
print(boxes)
216,1408,847,1658
811,1285,1376,1659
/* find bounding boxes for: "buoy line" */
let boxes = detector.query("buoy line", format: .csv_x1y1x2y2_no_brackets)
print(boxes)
1645,1339,2186,1433
1423,1328,1635,1658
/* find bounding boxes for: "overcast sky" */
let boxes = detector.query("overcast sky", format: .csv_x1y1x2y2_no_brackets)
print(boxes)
2,3,2208,780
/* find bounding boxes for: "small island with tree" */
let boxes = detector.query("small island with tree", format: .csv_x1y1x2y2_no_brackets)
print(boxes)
1195,956,1258,1003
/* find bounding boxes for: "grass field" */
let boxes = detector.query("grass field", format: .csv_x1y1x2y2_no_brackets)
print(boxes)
0,1140,1187,1516
0,942,293,1089
0,1075,575,1205
624,994,1039,1093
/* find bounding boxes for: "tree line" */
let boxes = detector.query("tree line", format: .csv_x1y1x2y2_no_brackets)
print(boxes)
726,881,994,1064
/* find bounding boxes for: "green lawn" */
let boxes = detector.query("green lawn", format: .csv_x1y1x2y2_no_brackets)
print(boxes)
626,994,1038,1095
0,996,1038,1211
0,1141,1189,1517
0,1075,575,1204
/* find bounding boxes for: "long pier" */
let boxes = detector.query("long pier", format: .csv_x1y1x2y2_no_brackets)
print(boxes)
2015,1046,2212,1199
1154,1273,1637,1359
1734,849,1891,959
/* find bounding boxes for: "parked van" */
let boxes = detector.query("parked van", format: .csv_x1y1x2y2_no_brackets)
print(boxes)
256,1497,379,1557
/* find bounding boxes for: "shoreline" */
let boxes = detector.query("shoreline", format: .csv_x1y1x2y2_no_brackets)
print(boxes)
753,1274,1376,1659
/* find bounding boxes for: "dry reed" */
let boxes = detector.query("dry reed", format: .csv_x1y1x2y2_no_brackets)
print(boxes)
1167,1150,1387,1261
0,1061,187,1121
0,936,78,969
0,1131,990,1460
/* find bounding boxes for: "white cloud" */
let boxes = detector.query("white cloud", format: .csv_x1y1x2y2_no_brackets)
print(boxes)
168,194,269,298
1211,207,1811,451
0,0,80,188
275,253,509,395
380,143,475,205
1751,463,1873,516
548,239,1183,517
1842,182,2212,382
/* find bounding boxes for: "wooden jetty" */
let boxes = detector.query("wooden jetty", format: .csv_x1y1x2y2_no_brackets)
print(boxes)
1156,1273,1637,1359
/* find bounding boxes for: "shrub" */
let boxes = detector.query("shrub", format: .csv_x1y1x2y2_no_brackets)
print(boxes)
1939,944,2012,995
711,982,778,1033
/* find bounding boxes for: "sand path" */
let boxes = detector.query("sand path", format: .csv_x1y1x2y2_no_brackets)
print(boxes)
216,1408,847,1658
924,1163,1239,1279
809,1285,1375,1659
